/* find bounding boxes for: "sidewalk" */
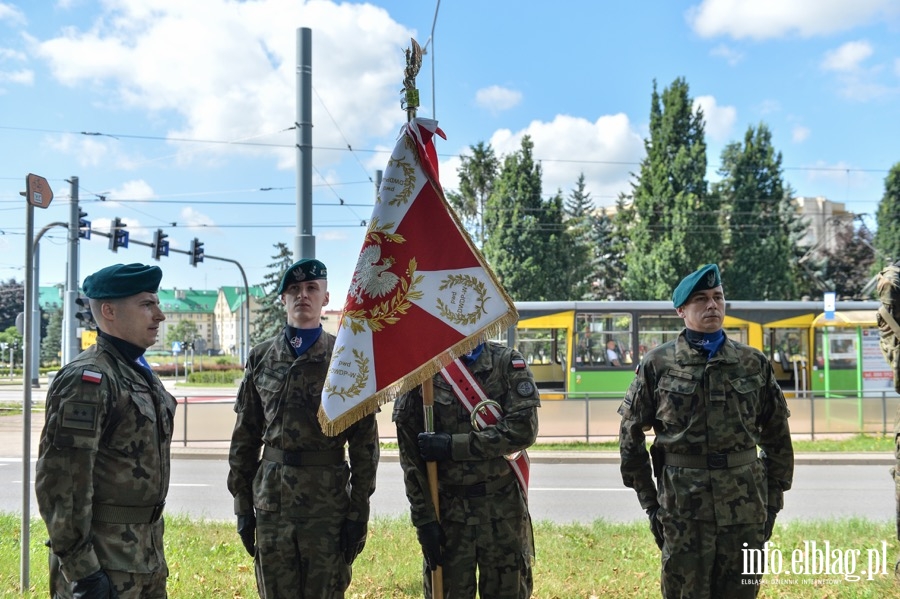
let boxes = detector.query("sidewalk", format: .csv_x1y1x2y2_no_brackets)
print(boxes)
0,413,893,465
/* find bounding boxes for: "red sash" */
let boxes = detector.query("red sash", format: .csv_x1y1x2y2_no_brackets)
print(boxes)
439,358,530,497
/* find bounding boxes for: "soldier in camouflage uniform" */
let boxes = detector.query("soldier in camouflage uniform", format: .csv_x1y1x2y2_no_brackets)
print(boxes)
618,264,794,599
393,341,540,598
227,259,379,598
36,263,176,599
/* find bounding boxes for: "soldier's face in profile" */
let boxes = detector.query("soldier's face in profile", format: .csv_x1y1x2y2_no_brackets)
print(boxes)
282,280,329,328
676,286,725,333
103,292,165,349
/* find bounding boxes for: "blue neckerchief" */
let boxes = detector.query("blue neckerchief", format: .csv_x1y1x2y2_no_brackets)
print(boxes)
284,325,323,357
136,354,153,372
461,343,484,365
685,329,725,360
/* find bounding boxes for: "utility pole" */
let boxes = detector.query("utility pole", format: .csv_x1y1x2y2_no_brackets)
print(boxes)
295,27,315,261
63,176,80,365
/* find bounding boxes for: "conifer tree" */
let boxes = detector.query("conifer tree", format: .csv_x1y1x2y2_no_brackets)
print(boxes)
483,136,567,300
623,78,719,299
714,124,801,299
251,242,293,345
446,141,499,247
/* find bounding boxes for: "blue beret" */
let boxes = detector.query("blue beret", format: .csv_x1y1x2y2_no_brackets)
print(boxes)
672,264,721,308
82,263,163,299
277,259,327,294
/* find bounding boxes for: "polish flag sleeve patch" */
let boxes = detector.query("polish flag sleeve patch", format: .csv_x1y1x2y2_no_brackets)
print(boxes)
82,370,103,384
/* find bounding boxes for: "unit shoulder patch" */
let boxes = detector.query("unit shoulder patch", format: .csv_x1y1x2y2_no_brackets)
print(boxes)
61,401,99,431
516,380,535,397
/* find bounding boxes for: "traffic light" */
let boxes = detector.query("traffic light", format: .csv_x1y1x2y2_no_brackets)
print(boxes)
74,294,96,329
152,229,169,260
78,210,91,240
109,217,129,252
189,238,204,267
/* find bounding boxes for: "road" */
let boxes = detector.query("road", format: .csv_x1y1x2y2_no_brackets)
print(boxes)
1,456,894,525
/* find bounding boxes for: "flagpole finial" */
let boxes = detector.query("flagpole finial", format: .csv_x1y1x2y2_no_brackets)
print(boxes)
402,38,423,122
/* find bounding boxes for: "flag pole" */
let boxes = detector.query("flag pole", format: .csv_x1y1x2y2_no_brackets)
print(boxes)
422,379,444,597
403,38,444,599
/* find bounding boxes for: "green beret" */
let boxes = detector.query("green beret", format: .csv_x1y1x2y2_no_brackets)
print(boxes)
672,264,721,308
277,259,327,294
83,263,163,299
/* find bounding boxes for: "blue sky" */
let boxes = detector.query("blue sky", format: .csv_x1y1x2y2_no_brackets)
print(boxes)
1,0,899,301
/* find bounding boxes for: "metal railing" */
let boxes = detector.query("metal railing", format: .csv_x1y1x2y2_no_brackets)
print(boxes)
6,390,896,447
165,390,900,445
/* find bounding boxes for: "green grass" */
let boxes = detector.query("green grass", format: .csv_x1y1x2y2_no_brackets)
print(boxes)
2,514,896,598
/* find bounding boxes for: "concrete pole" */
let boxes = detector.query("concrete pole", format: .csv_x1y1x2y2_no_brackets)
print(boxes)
63,177,80,364
295,27,315,261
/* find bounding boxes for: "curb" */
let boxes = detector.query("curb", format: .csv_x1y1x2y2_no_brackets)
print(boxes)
167,449,896,466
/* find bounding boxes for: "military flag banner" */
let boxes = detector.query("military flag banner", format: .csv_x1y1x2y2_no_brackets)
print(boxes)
319,117,518,435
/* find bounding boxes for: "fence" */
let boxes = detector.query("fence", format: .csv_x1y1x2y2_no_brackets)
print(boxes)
167,390,900,446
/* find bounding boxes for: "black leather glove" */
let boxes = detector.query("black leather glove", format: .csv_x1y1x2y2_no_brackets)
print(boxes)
647,506,664,550
237,513,257,557
72,569,118,599
763,508,778,542
340,518,368,565
417,432,452,461
416,521,446,571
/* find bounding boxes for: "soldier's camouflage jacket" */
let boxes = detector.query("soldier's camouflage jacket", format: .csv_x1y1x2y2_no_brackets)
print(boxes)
618,331,794,524
35,335,176,582
393,343,540,530
227,331,378,522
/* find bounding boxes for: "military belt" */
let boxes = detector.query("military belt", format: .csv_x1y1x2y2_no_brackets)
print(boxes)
441,471,514,498
663,448,758,470
263,445,345,467
92,501,165,524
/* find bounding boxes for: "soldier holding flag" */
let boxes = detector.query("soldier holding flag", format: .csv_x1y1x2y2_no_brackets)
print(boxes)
393,342,540,598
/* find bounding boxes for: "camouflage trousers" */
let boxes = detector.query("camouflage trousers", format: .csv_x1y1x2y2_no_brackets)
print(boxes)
422,514,533,599
254,510,351,599
50,552,167,599
658,515,765,599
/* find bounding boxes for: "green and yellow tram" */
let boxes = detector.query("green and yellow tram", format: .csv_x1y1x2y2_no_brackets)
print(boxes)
507,300,885,400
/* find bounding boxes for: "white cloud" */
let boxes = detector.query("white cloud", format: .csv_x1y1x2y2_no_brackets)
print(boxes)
0,3,26,25
31,0,414,170
474,85,522,114
441,113,644,207
792,126,810,143
0,47,26,61
710,44,744,66
109,180,156,202
804,160,871,189
693,95,736,142
819,40,894,100
686,0,897,40
756,99,781,115
180,206,217,230
0,68,32,84
821,41,873,72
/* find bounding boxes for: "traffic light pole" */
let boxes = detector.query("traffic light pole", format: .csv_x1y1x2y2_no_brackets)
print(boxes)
203,254,251,365
33,221,68,382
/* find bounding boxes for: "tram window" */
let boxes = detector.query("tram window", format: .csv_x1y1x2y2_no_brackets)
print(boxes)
813,330,858,369
516,328,562,366
575,312,632,367
637,315,683,359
